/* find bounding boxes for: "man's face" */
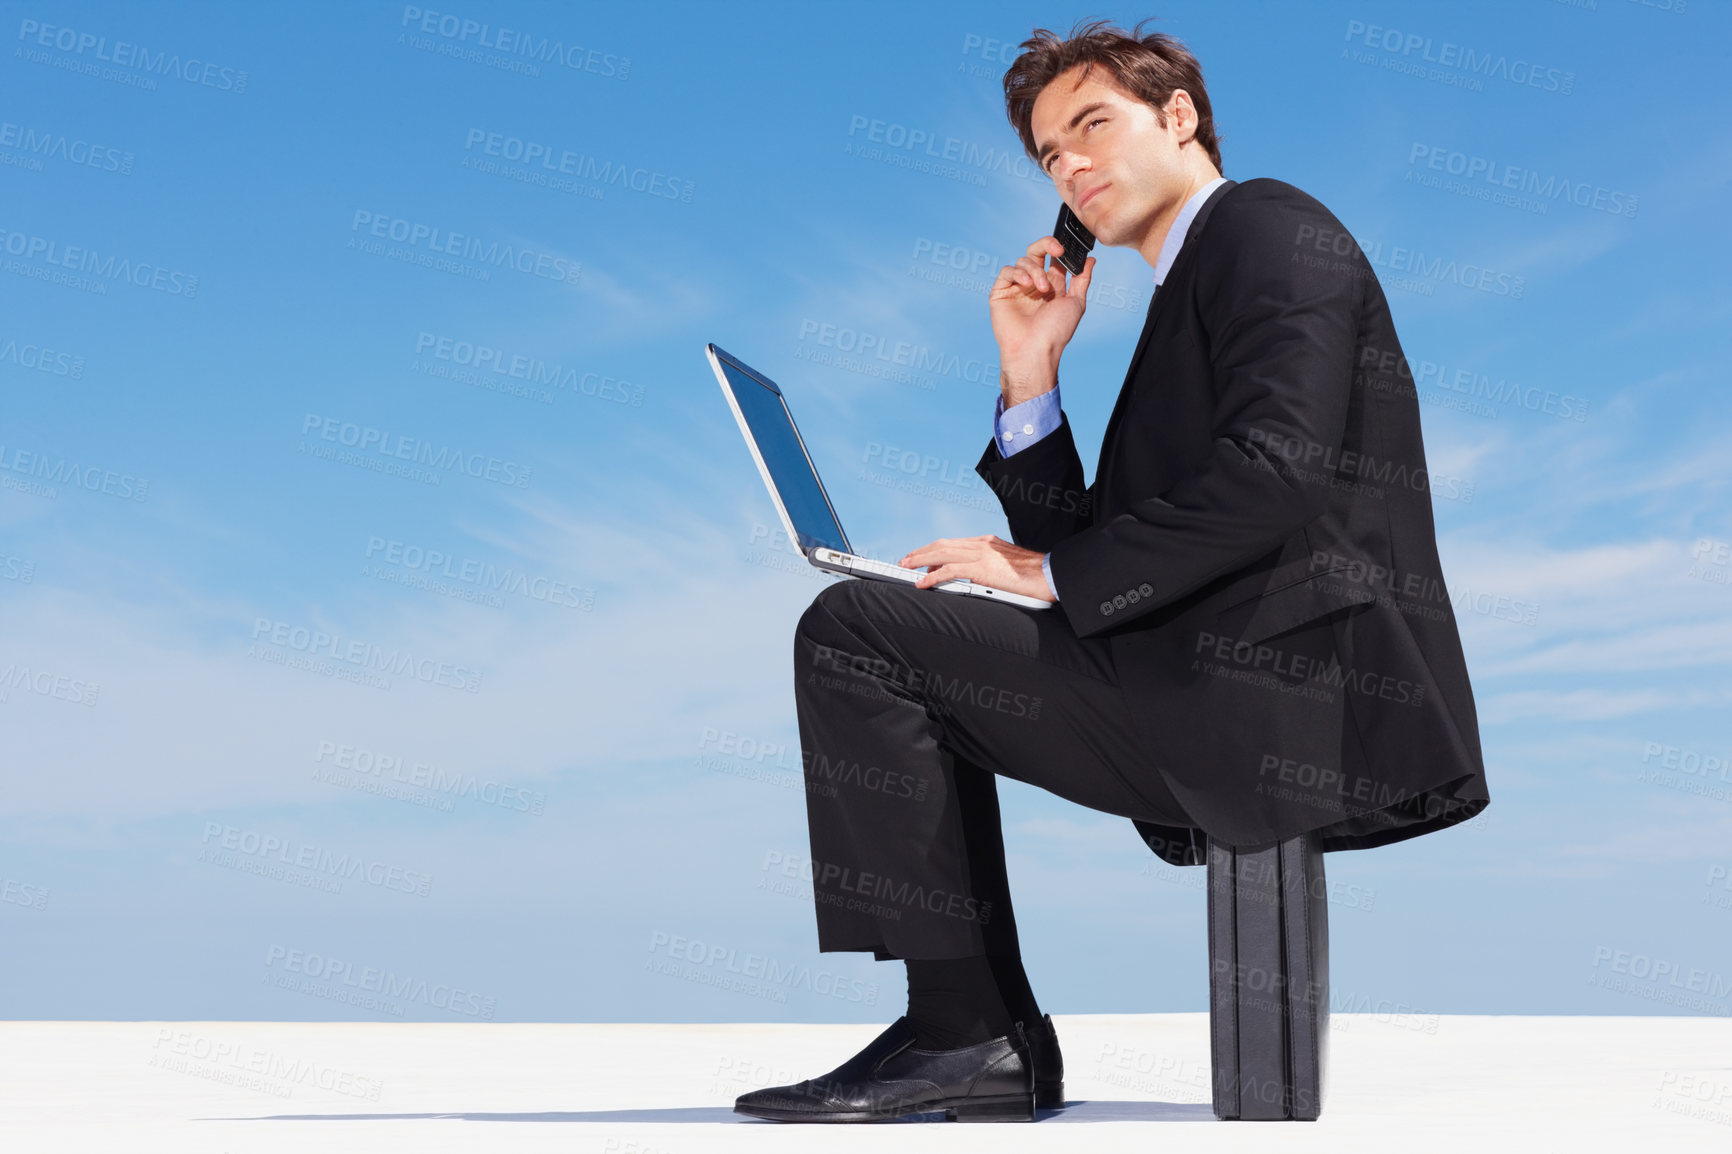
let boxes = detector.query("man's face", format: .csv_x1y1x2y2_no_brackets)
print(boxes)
1031,64,1192,248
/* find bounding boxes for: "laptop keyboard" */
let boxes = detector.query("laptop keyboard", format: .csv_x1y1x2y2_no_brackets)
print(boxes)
848,555,916,578
849,554,970,587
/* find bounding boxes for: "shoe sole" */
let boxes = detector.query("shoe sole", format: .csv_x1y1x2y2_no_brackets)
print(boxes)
1036,1081,1065,1109
735,1090,1037,1123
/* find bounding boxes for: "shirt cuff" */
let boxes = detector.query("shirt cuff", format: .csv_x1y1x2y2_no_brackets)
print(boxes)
1041,553,1059,601
993,383,1061,457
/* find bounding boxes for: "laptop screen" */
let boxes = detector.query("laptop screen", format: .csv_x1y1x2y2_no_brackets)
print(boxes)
714,355,850,556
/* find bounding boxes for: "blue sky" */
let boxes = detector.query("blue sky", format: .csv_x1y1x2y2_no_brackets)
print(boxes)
2,0,1729,1024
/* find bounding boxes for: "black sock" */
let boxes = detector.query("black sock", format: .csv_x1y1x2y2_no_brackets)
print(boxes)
986,952,1044,1032
904,955,1015,1050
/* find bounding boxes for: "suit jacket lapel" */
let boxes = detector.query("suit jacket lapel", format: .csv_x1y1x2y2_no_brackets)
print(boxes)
1096,179,1237,472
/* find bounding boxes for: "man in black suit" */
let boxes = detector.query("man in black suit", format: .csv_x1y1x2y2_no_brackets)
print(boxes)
736,18,1487,1124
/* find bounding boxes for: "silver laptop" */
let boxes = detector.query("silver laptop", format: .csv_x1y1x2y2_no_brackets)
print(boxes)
706,343,1052,611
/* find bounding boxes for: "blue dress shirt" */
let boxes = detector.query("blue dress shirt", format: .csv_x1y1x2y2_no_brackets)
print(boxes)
992,176,1228,601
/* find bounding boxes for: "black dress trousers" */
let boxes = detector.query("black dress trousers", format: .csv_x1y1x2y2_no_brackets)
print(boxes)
793,575,1195,961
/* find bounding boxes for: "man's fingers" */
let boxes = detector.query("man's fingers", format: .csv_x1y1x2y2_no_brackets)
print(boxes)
1012,265,1049,296
902,535,1026,588
1010,258,1055,296
1068,255,1095,298
998,240,1067,296
902,540,982,569
993,266,1034,299
917,563,968,588
905,534,1006,563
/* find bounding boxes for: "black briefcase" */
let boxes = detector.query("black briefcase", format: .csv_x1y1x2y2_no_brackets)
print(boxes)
1206,832,1329,1120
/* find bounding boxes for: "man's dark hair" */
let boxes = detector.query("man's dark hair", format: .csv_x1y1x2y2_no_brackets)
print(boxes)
1004,17,1223,176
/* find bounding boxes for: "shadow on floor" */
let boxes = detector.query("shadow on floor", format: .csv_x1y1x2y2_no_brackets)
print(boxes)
220,1100,1216,1124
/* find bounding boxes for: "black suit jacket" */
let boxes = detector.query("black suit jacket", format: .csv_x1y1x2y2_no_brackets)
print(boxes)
976,178,1488,858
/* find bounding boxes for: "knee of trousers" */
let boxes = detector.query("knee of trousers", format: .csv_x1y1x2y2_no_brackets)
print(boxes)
795,580,888,667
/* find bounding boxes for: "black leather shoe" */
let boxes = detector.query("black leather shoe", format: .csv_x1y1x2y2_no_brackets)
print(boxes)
733,1016,1035,1122
1022,1012,1065,1109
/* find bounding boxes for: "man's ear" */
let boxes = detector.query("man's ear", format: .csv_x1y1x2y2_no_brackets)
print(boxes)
1168,90,1198,144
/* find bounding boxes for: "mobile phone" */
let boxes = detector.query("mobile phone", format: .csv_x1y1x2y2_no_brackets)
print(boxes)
1053,201,1096,275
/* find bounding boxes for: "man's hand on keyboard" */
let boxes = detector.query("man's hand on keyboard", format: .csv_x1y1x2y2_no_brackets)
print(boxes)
897,535,1054,602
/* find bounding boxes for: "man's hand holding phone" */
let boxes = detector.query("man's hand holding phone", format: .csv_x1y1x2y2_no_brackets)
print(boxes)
894,209,1096,604
990,212,1096,407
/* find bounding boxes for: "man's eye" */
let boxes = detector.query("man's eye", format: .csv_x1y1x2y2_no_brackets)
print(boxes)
1046,119,1108,173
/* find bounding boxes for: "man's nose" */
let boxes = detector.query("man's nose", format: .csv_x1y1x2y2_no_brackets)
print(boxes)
1054,153,1087,188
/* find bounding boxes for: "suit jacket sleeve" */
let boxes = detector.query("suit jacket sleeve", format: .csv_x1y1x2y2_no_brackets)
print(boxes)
1045,191,1362,639
974,406,1095,552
